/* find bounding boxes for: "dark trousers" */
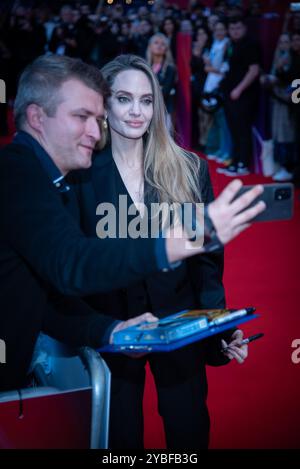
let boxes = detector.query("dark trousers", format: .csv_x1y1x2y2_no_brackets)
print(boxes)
274,142,295,171
224,93,257,167
103,342,210,449
292,107,300,186
0,103,8,135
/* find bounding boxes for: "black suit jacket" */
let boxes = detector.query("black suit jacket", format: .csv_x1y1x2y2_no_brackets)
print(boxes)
71,146,231,365
0,143,161,390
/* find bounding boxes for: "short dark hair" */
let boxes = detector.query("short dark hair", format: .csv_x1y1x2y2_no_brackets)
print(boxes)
228,16,247,26
14,55,110,130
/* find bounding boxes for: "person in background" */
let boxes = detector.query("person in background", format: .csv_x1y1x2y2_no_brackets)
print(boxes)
261,33,294,182
160,16,178,59
116,20,136,55
180,18,194,36
207,14,220,33
203,20,232,163
146,32,176,130
48,5,78,57
276,31,300,186
290,31,300,186
190,26,211,150
218,16,260,176
133,18,154,58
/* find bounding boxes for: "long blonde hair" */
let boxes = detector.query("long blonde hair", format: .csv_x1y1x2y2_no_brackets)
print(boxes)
101,55,202,204
146,33,175,76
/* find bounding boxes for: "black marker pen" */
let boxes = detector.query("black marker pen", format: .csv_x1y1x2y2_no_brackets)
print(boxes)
222,333,264,352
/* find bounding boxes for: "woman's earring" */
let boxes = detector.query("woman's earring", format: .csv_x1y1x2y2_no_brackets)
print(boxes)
103,116,108,130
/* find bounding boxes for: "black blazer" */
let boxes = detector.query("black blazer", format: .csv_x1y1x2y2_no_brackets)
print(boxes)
71,146,231,365
0,143,162,390
156,63,176,113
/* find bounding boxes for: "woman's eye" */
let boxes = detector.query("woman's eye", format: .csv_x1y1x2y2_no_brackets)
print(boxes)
142,99,153,106
76,115,87,121
117,96,130,103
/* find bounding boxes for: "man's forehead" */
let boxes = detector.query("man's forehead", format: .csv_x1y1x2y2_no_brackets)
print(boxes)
58,79,104,111
59,79,103,99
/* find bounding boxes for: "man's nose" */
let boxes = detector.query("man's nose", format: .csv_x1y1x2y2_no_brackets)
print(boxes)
86,117,101,141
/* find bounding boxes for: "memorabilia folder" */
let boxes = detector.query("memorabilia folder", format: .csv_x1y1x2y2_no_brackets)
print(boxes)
98,307,258,353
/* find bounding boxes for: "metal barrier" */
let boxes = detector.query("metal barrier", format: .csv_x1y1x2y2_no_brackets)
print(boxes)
0,335,111,449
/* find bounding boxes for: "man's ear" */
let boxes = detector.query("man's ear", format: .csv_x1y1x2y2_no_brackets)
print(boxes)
26,104,45,132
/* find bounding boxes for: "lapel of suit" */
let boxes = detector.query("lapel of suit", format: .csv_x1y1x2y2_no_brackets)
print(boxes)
92,146,117,205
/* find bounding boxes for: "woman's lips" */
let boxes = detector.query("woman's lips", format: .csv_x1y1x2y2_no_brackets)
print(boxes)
125,121,144,127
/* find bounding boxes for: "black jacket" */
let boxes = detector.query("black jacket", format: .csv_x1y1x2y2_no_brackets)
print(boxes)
71,146,231,365
0,143,161,390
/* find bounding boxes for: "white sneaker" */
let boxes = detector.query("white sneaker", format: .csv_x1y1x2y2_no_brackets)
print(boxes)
272,168,293,181
215,154,230,163
236,163,250,175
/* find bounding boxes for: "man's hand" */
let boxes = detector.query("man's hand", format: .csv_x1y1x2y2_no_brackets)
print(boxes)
109,312,158,344
166,180,265,263
221,329,248,364
208,179,266,244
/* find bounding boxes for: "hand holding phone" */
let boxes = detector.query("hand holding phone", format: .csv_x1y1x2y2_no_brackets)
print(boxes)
233,183,294,222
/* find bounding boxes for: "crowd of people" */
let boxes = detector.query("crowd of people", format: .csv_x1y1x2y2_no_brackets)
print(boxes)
1,1,300,182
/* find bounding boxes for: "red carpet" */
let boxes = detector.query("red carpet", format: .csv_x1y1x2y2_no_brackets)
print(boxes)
144,158,300,449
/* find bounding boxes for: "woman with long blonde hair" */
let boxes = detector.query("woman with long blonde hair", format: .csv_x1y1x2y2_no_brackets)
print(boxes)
73,55,254,449
101,53,198,205
146,33,176,128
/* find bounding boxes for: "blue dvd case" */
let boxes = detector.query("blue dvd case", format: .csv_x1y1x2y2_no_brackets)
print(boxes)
98,308,258,353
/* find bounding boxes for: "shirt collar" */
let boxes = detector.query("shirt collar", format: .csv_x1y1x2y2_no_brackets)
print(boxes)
13,130,70,193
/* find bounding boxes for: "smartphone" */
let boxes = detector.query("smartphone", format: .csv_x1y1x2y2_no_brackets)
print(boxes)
234,183,294,222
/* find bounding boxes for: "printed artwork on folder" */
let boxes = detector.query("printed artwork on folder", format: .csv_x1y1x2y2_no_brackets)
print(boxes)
98,307,258,353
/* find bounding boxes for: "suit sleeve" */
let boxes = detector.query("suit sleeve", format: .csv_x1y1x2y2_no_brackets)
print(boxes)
160,65,176,101
0,151,159,296
42,294,118,348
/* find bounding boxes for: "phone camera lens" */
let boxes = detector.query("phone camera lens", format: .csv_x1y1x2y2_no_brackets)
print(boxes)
275,187,291,201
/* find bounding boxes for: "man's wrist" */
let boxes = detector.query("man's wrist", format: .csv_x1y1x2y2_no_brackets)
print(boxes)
203,205,223,253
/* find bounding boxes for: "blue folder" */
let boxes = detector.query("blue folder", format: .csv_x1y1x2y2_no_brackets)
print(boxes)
98,311,258,353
